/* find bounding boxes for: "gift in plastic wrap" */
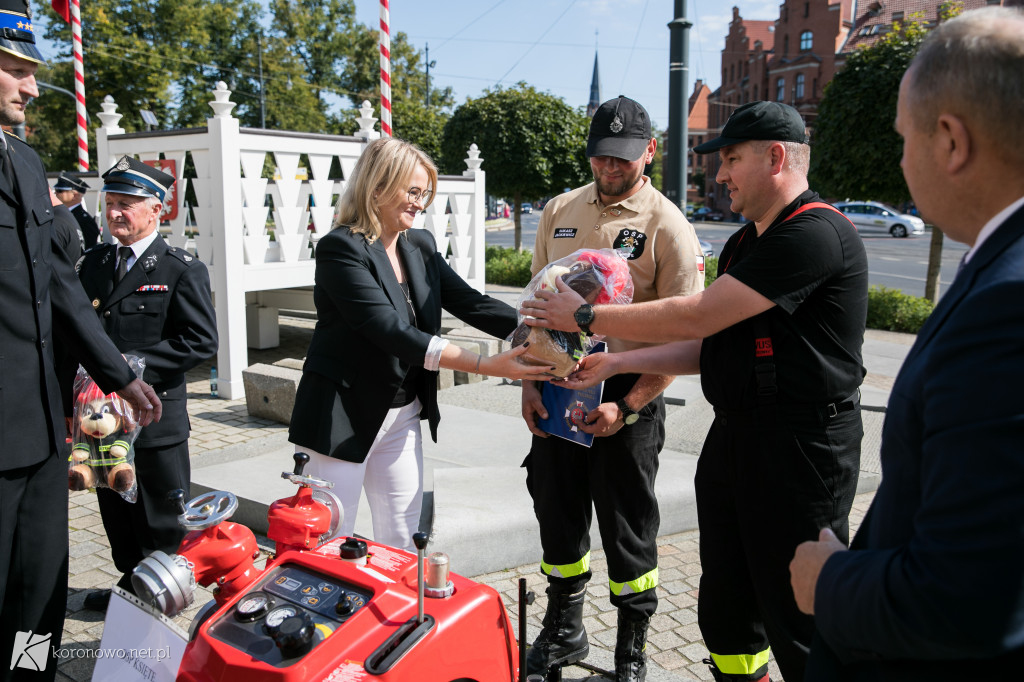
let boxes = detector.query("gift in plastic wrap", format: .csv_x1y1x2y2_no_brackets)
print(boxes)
510,248,633,377
68,356,146,503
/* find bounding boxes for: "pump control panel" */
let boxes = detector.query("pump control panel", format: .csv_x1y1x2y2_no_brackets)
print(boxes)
208,565,373,667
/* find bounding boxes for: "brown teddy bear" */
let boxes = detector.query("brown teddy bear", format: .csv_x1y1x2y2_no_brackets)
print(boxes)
68,379,137,494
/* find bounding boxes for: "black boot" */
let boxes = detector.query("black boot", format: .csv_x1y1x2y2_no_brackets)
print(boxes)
525,586,589,674
615,611,649,682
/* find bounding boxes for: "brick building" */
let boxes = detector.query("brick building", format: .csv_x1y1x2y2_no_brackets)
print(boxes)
686,79,712,202
702,0,1020,215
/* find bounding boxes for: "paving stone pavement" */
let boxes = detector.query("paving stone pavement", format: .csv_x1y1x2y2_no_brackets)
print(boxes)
62,485,876,682
60,316,884,681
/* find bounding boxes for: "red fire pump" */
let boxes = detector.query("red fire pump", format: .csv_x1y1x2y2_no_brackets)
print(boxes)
131,453,543,682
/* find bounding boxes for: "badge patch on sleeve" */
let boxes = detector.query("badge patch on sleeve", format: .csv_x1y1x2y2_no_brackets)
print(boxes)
554,228,578,239
613,228,647,260
696,254,705,273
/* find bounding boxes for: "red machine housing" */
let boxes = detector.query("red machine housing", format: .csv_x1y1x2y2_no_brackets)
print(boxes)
267,485,334,555
177,536,519,682
178,521,260,607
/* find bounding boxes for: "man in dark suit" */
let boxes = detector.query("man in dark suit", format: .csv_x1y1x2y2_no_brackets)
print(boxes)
53,171,100,247
49,186,83,262
79,156,218,612
0,4,161,679
789,7,1024,680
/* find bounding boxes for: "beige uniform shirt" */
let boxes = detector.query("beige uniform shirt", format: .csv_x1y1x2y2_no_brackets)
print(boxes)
531,178,704,353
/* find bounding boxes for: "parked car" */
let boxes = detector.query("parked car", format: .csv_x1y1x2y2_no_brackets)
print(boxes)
521,203,533,214
694,207,724,222
834,200,925,238
699,239,715,259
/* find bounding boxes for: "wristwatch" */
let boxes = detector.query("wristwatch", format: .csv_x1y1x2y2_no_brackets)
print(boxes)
616,399,640,426
574,304,595,337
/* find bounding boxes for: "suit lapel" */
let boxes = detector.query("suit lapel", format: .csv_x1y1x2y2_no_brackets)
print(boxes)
7,142,41,212
398,234,428,328
367,237,410,324
911,207,1024,354
0,148,16,205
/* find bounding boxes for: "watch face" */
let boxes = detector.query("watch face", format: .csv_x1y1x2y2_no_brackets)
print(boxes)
624,412,640,425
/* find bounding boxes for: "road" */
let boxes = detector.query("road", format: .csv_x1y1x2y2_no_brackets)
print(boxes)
486,212,967,299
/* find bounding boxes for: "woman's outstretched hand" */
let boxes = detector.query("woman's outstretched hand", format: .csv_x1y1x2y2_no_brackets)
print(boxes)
482,344,557,381
552,351,618,389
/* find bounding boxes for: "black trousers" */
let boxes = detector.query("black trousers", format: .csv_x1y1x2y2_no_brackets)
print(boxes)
524,377,665,619
97,440,190,591
696,405,861,682
0,453,67,682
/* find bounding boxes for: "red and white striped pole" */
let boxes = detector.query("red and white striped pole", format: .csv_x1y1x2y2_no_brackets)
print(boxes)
378,0,392,138
70,0,88,170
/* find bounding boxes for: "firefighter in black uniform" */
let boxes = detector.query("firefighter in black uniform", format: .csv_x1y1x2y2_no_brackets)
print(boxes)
523,101,868,682
79,156,218,612
0,4,161,677
53,171,100,247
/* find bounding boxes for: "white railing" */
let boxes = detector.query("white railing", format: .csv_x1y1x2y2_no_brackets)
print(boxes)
76,83,488,399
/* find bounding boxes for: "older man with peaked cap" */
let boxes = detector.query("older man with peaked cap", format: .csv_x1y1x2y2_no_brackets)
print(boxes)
77,156,217,613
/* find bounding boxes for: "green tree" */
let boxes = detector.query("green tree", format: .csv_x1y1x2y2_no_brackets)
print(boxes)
441,84,590,251
809,18,928,204
338,23,453,151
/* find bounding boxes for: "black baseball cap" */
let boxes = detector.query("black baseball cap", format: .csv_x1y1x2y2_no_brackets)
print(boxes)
0,0,44,64
54,172,89,194
693,101,808,154
586,96,652,161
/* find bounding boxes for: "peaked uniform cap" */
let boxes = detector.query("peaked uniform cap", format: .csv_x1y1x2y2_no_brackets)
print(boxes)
101,156,174,202
0,0,44,64
54,172,90,194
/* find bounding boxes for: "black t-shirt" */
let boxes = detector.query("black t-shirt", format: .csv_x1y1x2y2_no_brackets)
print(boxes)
700,190,868,409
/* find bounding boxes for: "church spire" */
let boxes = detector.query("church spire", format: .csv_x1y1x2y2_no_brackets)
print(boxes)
586,35,601,118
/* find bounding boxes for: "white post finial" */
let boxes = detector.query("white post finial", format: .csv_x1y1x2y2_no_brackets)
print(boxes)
209,81,237,118
354,100,380,140
464,143,483,171
96,95,123,131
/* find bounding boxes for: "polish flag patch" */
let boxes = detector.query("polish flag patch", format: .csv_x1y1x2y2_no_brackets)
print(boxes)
696,254,705,273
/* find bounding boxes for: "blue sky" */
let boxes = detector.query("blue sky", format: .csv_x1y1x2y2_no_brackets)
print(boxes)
357,0,782,128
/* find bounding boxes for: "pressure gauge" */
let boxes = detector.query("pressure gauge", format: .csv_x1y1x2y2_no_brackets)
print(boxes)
265,605,299,635
234,592,272,622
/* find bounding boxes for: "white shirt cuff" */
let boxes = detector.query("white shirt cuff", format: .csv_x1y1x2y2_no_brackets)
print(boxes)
425,336,448,372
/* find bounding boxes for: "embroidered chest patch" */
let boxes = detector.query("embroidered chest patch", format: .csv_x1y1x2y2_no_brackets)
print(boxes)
553,227,578,239
612,228,647,260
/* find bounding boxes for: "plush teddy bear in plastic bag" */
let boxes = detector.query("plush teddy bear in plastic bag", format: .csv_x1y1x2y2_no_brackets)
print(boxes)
510,248,633,377
68,356,146,503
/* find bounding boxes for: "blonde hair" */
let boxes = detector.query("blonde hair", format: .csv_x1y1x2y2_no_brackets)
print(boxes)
334,137,438,242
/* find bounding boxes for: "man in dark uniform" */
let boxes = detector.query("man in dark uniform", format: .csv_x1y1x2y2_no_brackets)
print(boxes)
49,186,83,262
79,156,218,612
53,171,100,247
0,4,161,679
524,101,868,682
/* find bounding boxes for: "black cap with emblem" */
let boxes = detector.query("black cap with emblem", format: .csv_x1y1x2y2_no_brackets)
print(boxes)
0,0,44,64
54,171,89,194
586,96,652,162
101,155,175,202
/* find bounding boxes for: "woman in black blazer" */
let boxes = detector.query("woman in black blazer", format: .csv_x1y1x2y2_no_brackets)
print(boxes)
289,138,551,550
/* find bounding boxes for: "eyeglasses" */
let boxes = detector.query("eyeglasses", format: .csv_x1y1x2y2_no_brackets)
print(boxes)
407,188,433,205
